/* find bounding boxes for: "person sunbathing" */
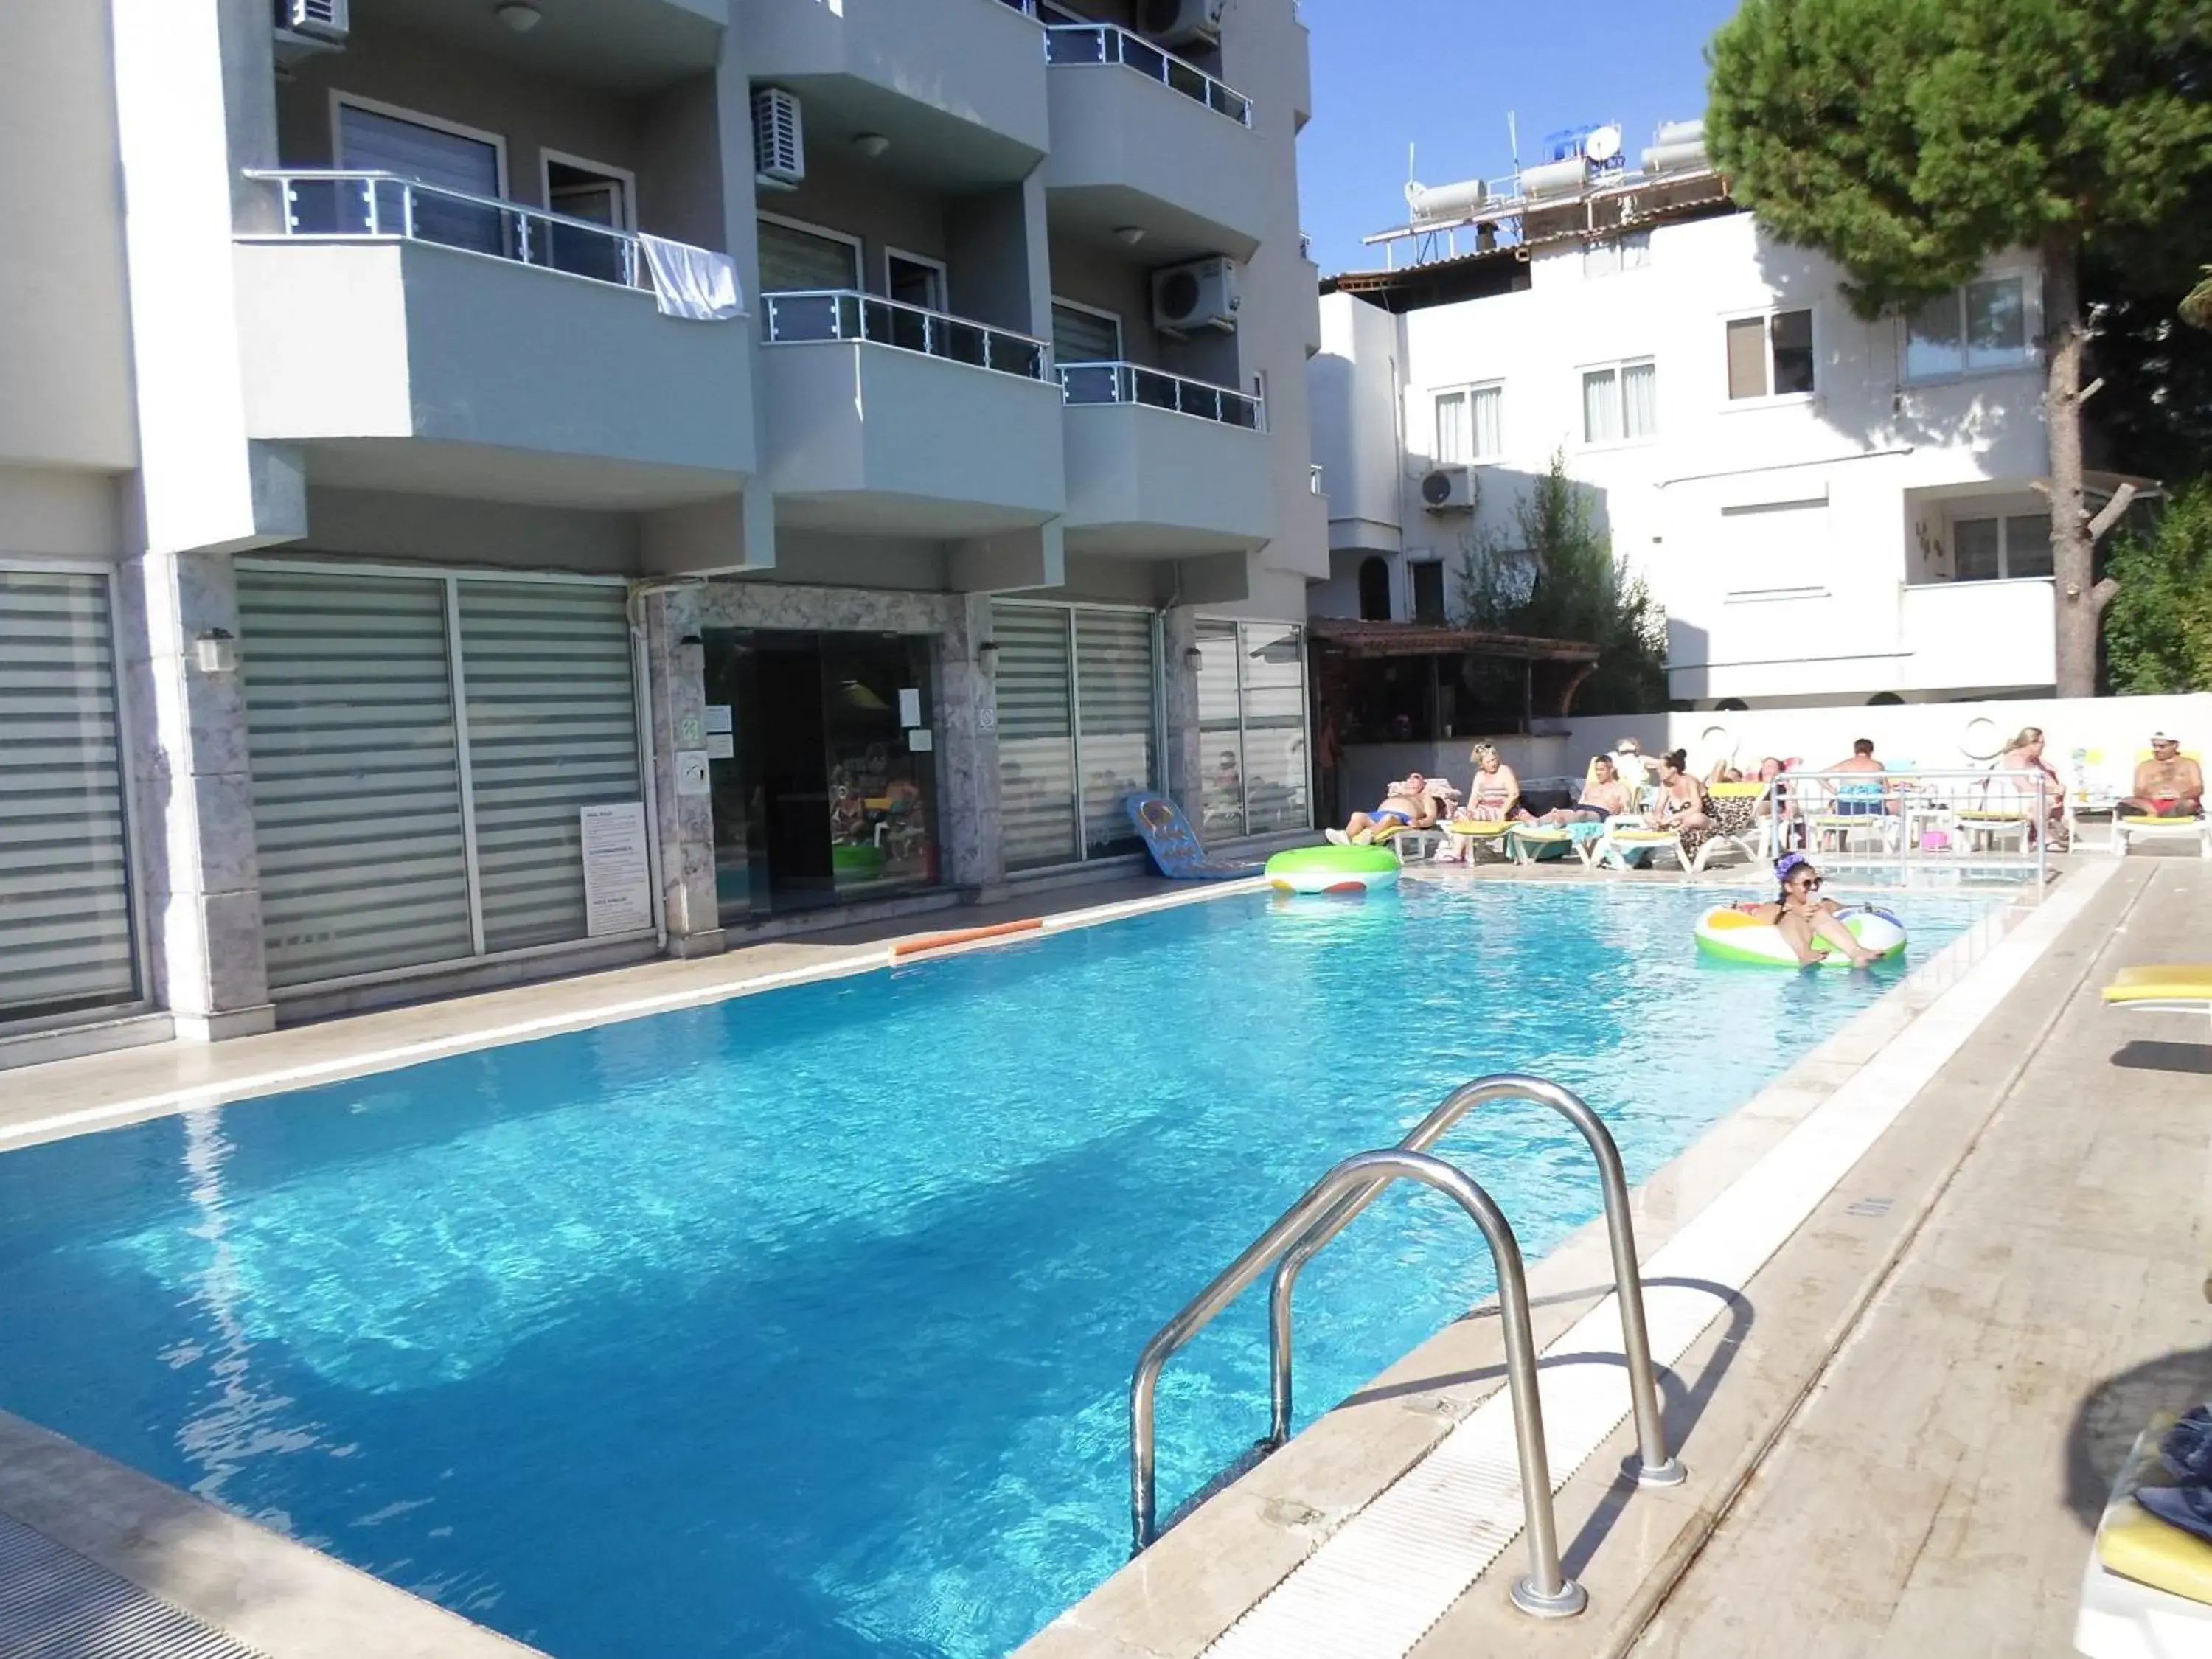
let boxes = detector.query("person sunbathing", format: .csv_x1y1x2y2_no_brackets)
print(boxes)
1329,773,1441,844
1515,754,1632,824
2120,733,2204,818
1740,853,1879,967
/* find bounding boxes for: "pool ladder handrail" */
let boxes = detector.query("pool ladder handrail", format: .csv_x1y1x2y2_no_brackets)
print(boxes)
1127,1073,1686,1619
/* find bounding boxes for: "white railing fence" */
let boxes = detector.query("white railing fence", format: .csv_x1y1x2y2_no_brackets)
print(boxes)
1762,768,2052,885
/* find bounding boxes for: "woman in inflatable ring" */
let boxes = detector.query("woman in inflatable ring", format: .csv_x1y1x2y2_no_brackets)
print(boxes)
1742,853,1879,967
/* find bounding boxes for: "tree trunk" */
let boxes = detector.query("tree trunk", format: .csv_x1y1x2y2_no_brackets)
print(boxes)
2045,237,2107,698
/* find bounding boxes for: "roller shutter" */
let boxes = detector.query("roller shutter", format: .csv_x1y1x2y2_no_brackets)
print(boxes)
0,571,138,1020
1074,610,1154,858
991,605,1078,871
456,581,644,953
238,568,473,988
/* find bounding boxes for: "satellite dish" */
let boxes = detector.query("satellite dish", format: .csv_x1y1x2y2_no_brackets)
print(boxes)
1586,124,1623,164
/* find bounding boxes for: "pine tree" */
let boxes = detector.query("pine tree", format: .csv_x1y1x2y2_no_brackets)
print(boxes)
1706,0,2212,695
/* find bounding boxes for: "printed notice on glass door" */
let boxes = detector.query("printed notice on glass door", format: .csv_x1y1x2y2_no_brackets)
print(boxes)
580,802,653,937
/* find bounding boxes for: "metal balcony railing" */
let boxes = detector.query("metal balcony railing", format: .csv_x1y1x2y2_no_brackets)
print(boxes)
762,290,1049,380
1058,361,1265,430
241,170,684,294
1043,22,1253,125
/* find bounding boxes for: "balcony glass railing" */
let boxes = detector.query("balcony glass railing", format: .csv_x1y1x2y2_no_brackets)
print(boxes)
762,290,1049,380
1058,361,1265,430
1042,23,1253,126
241,170,695,293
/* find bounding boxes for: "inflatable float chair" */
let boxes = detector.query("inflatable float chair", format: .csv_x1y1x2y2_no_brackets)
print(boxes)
1123,793,1263,880
1694,903,1907,967
1266,844,1401,896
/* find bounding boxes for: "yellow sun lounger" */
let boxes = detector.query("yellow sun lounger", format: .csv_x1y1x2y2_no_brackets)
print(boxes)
2101,964,2212,1037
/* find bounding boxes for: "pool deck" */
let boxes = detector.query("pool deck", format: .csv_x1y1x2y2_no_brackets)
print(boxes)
3,849,2208,1657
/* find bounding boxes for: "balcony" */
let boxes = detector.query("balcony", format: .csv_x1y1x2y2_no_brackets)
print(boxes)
1057,363,1274,555
1040,24,1269,261
1900,577,2056,692
233,173,755,508
742,0,1049,188
759,291,1065,535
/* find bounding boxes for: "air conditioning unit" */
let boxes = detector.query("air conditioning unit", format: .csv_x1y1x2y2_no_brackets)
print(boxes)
274,0,347,45
1138,0,1227,46
752,87,804,189
1152,257,1240,335
1420,466,1477,512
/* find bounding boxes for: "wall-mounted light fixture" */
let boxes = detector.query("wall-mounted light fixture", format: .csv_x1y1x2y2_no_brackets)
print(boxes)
194,628,238,674
1183,644,1205,673
853,133,891,159
976,640,1001,676
497,2,542,31
1113,225,1146,247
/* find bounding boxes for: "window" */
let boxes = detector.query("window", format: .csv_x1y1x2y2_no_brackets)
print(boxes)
335,97,505,255
1051,299,1122,364
1906,274,2033,379
1582,231,1651,278
886,249,946,311
1950,513,2053,581
1198,622,1310,837
1409,560,1447,625
1582,359,1656,444
757,214,861,292
1357,556,1391,621
1434,383,1503,464
1725,308,1815,400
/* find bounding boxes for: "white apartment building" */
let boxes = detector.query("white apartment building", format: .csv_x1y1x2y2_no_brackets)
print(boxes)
1310,122,2101,715
0,0,1324,1062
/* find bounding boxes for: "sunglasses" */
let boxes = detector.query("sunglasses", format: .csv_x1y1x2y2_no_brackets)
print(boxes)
1791,876,1823,890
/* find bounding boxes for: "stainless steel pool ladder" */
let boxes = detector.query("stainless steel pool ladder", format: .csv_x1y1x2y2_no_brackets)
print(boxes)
1127,1073,1686,1620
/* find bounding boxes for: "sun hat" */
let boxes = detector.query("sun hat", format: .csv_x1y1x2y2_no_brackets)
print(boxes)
2151,731,2179,744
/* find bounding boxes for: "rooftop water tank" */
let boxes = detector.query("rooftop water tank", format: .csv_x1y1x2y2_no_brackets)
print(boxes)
1641,118,1708,174
1405,176,1491,226
1520,154,1591,198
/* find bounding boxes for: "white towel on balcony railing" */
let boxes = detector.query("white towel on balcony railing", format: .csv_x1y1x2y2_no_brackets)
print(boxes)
640,235,742,321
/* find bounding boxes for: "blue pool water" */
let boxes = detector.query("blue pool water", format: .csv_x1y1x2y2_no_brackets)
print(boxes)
0,883,1995,1658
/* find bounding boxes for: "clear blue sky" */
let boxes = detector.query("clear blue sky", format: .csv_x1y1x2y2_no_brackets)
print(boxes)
1295,0,1742,275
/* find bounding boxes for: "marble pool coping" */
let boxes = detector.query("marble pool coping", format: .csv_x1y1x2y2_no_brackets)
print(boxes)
0,860,2096,1658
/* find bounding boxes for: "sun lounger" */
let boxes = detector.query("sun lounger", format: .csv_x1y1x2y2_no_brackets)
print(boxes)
2101,964,2212,1040
2111,749,2210,858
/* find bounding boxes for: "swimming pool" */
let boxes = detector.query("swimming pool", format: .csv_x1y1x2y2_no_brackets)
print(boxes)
0,883,1996,1658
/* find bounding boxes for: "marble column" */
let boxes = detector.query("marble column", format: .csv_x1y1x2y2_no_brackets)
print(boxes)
939,594,1005,894
1161,605,1206,815
641,585,723,957
116,549,273,1040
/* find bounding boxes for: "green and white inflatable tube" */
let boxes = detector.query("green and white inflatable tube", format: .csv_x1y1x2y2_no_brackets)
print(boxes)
1266,844,1401,895
1694,903,1906,967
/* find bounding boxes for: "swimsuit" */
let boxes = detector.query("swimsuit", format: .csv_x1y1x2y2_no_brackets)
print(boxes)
1371,809,1411,827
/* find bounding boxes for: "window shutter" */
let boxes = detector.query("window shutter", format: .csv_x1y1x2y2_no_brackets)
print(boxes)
1051,303,1122,364
1725,317,1768,400
0,571,138,1020
1074,611,1155,858
240,569,473,988
991,605,1079,870
456,582,643,952
757,218,860,293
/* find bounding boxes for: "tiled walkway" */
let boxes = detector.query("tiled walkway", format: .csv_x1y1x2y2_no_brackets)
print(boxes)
1633,856,2212,1658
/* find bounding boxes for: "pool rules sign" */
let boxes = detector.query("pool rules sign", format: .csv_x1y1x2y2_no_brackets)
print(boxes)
580,803,653,937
